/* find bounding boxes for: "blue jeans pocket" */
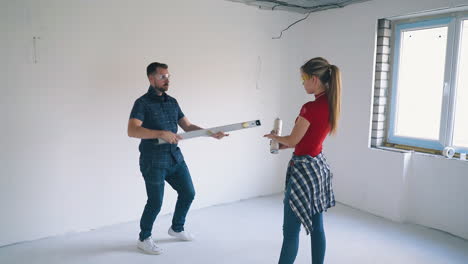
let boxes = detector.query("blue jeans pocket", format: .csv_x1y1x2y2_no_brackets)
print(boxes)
139,157,151,175
140,158,165,184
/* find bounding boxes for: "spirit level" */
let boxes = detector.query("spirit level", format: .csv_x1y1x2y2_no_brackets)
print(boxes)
154,120,262,144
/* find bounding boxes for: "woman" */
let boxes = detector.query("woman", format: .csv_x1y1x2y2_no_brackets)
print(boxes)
264,57,342,264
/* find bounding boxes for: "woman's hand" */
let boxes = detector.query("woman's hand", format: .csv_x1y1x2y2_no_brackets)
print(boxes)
266,116,310,147
264,129,278,140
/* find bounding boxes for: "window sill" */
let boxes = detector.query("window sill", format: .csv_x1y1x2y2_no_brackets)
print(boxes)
371,143,468,162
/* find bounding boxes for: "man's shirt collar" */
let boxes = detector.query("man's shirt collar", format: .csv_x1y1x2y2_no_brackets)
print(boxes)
147,86,168,102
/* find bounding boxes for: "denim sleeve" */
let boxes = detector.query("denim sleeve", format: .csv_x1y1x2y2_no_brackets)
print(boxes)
176,100,185,121
129,99,145,121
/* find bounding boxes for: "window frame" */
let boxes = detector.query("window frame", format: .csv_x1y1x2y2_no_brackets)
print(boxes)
387,13,468,154
450,15,468,153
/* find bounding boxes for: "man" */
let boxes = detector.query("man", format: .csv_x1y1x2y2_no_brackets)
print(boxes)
128,62,227,254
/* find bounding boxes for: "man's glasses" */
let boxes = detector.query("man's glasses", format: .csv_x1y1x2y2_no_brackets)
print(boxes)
155,74,171,81
301,74,311,81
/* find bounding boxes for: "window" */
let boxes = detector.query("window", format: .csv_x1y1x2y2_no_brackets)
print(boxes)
453,20,468,149
384,12,468,154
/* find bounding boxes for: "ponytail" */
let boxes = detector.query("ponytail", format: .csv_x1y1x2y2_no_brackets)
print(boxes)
301,58,342,135
327,65,341,135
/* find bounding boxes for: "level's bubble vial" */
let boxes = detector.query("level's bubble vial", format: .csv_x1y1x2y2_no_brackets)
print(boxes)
242,122,249,128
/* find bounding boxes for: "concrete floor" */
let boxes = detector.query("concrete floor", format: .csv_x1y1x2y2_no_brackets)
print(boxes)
1,194,467,264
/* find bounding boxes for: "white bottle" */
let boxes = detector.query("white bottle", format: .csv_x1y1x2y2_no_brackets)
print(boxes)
270,118,283,154
460,153,466,161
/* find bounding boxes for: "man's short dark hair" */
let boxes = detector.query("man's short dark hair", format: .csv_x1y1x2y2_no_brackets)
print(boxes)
147,62,168,76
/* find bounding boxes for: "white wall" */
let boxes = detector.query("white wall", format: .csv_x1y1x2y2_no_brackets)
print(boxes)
2,0,468,247
0,0,297,246
406,154,468,239
277,0,468,240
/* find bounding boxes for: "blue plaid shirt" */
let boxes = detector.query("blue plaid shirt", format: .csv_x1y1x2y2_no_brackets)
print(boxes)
130,86,185,168
286,153,335,234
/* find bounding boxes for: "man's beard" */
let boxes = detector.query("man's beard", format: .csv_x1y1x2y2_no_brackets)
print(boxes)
154,83,168,94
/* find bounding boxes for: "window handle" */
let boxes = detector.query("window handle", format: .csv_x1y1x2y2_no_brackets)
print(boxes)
443,82,449,96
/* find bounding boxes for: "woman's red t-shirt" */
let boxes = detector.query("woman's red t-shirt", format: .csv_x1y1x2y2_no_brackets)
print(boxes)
294,93,330,157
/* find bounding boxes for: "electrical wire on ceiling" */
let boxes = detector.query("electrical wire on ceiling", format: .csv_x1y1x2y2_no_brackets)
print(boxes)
227,0,371,39
268,0,368,39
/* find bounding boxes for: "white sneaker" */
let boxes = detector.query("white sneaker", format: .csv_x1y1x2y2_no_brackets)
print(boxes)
168,227,194,241
137,236,163,255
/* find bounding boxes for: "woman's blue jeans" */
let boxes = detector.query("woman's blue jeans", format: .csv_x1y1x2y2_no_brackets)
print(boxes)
278,181,326,264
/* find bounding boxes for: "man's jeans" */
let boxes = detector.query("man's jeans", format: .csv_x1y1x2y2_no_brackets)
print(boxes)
278,180,326,264
138,160,195,241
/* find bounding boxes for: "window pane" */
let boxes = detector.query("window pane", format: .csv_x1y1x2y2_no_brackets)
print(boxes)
453,20,468,148
394,26,447,140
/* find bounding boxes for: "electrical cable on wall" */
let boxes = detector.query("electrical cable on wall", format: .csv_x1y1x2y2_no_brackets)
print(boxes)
243,0,371,39
272,12,312,39
270,1,345,39
33,36,41,63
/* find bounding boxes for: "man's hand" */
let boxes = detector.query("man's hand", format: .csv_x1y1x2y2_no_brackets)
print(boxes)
160,131,182,144
209,131,229,140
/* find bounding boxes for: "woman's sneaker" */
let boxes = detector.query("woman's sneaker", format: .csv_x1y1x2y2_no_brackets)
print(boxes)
168,227,194,241
137,236,163,255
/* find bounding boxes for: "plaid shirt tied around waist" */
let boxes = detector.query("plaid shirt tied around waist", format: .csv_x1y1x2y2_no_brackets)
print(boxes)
286,153,335,234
